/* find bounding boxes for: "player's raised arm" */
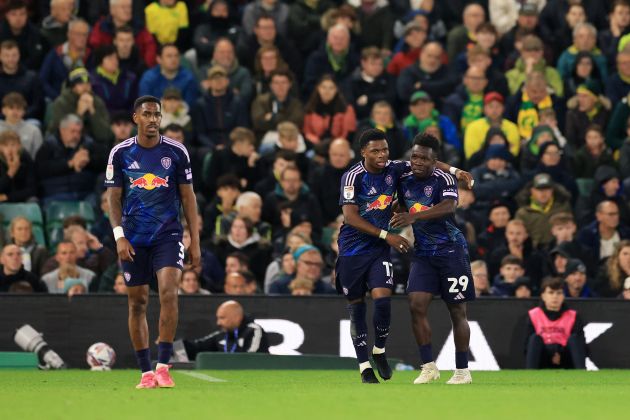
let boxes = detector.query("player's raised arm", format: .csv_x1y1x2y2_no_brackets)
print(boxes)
435,161,474,189
179,183,201,270
108,186,135,262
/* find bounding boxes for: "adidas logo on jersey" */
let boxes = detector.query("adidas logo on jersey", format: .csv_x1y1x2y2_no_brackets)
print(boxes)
127,161,140,170
367,187,377,196
453,292,465,301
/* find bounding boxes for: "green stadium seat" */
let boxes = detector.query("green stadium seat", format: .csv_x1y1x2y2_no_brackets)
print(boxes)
31,225,46,247
45,201,96,228
576,178,594,198
0,203,44,226
46,226,64,251
201,151,213,191
321,226,335,247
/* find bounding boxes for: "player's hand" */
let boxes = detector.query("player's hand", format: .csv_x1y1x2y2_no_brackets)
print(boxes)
386,233,410,253
552,352,561,365
455,169,475,189
389,212,415,229
189,242,202,273
116,237,135,262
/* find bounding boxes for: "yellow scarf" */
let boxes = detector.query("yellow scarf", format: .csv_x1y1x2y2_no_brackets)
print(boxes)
530,195,554,214
517,91,553,139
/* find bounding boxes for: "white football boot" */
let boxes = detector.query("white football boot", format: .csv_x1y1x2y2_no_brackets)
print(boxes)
446,368,472,385
413,361,440,384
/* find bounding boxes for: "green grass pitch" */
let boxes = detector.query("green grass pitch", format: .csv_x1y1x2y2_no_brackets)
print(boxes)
0,370,628,419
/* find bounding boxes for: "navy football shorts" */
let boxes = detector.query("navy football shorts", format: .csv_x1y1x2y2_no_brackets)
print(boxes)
407,245,475,304
121,240,184,287
335,247,393,300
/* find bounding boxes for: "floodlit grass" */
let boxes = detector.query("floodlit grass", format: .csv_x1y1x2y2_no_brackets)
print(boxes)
0,369,628,419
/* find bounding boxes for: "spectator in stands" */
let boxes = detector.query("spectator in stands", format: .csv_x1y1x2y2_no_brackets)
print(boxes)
520,124,557,172
258,121,309,178
109,111,133,145
494,1,545,43
403,90,460,152
144,0,189,47
446,3,486,63
62,224,115,281
442,65,488,136
515,173,572,249
192,0,240,66
564,82,610,149
113,272,127,295
505,35,563,97
251,69,303,141
47,68,111,145
546,212,595,277
89,0,157,68
397,41,458,109
564,51,604,101
557,22,607,83
39,18,90,100
599,1,630,72
41,241,96,292
606,49,630,106
287,0,335,56
0,92,42,159
309,138,352,225
113,25,146,76
208,38,253,104
343,47,396,122
237,14,299,76
225,252,251,277
593,240,630,297
355,0,395,52
0,129,36,202
572,125,615,179
490,255,525,297
541,1,589,60
470,144,521,211
505,71,565,141
514,277,533,298
526,141,579,203
464,44,509,97
254,149,296,199
356,101,407,160
466,126,511,171
212,216,272,286
269,245,335,294
303,23,359,96
471,259,490,297
578,201,630,263
0,243,46,292
586,166,630,225
40,0,75,48
464,92,520,160
36,114,102,205
476,201,510,259
264,229,308,292
622,277,630,300
90,45,137,115
251,45,291,97
202,173,240,240
160,87,191,134
179,269,210,295
262,164,323,240
193,65,248,148
0,40,44,120
223,271,254,295
138,43,198,107
204,127,261,196
215,191,271,242
386,20,428,77
303,75,356,146
0,0,43,70
525,277,586,369
8,216,47,275
182,300,269,357
563,258,595,298
242,0,289,37
181,225,224,293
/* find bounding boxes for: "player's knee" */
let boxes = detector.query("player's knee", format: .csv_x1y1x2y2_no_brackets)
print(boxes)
448,304,467,324
409,298,428,318
128,297,148,316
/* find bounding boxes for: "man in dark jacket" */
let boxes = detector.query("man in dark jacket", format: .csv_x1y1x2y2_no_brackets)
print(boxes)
0,0,44,70
36,114,103,205
470,144,521,211
0,244,46,292
0,40,44,120
192,65,249,148
181,300,269,359
0,130,37,202
577,200,630,263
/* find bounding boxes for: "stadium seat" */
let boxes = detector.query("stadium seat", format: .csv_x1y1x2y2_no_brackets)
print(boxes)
0,203,44,226
200,151,213,192
45,201,96,228
46,227,64,252
321,226,335,247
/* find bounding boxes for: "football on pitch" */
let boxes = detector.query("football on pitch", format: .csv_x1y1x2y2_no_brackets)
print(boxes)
86,342,116,371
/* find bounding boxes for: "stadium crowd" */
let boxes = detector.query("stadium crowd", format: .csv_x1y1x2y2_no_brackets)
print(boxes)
0,0,629,301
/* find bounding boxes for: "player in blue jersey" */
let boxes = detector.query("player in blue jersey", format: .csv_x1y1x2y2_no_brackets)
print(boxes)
105,96,201,389
390,133,475,385
337,129,472,384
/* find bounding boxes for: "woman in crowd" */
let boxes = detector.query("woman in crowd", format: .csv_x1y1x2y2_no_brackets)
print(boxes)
594,240,630,297
9,216,47,276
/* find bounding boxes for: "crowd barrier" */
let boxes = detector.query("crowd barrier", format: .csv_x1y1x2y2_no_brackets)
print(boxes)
0,295,628,370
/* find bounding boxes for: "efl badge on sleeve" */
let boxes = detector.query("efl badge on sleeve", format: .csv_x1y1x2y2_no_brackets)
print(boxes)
161,157,172,169
343,186,354,200
106,164,114,180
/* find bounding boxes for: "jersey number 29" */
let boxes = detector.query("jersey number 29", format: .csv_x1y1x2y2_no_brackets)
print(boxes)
447,276,469,293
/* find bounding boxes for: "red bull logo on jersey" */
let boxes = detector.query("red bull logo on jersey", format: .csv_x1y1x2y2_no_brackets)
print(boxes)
129,174,169,190
366,195,393,212
409,203,431,214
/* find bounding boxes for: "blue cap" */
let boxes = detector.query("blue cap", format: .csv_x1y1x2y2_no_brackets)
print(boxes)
293,245,320,261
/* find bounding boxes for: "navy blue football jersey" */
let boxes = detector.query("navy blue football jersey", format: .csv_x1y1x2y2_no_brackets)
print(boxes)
398,168,467,256
337,160,409,256
104,136,192,246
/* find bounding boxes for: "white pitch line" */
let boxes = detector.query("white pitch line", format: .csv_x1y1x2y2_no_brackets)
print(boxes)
178,370,227,383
